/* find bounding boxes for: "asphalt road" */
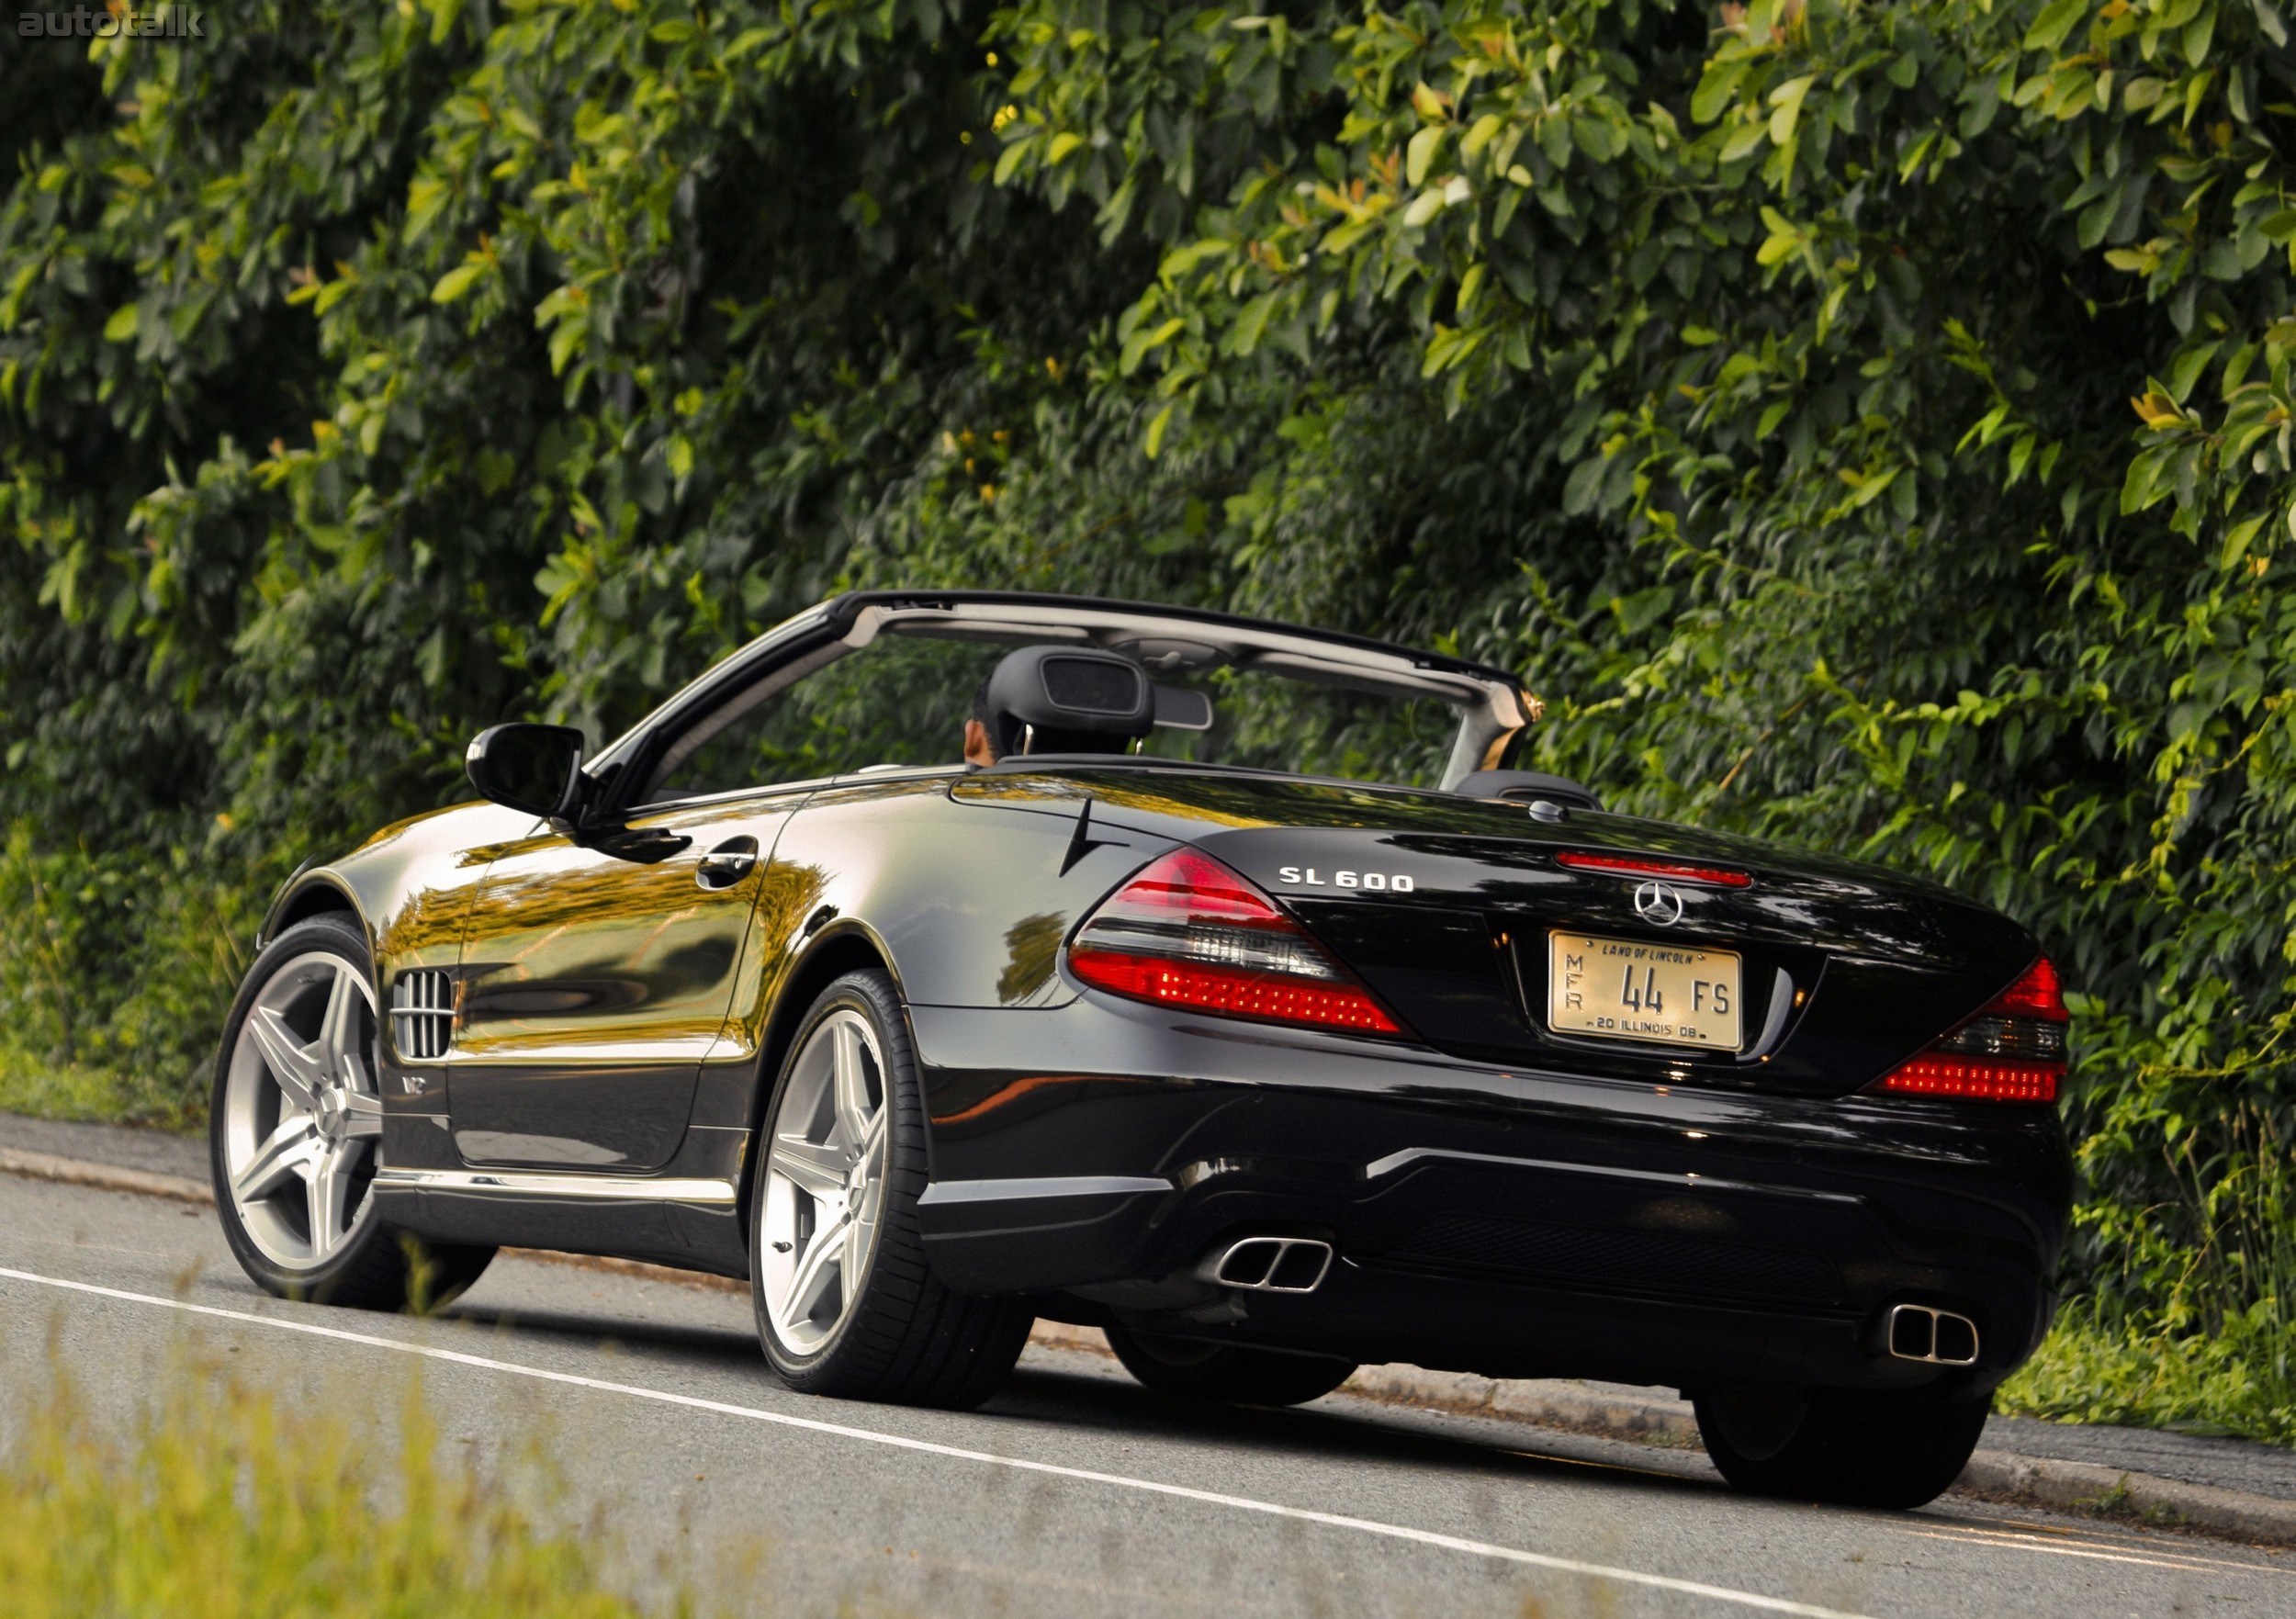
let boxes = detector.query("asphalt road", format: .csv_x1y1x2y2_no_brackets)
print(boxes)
0,1173,2288,1617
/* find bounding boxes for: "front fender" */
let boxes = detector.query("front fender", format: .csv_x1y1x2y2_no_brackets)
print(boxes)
257,859,361,950
264,799,539,992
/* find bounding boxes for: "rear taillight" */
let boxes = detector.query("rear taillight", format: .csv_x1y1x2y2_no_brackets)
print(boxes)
1872,958,2067,1105
1066,849,1405,1036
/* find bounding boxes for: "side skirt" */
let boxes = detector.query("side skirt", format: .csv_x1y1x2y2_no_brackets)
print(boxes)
372,1167,750,1281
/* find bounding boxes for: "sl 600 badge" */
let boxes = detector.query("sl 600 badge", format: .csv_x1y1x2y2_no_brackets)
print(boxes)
1276,866,1416,893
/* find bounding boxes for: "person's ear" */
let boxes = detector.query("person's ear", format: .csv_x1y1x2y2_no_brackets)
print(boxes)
963,717,996,767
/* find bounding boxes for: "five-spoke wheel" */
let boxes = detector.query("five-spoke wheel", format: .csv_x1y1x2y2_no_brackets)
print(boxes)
758,1007,890,1355
749,969,1033,1407
219,941,386,1268
208,913,491,1310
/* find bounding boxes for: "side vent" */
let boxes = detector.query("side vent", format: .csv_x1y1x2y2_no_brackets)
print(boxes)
389,970,456,1061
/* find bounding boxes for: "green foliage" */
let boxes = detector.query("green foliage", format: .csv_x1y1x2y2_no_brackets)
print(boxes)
2006,1103,2296,1442
8,0,2296,1429
0,1354,671,1616
2006,1298,2296,1445
0,821,250,1124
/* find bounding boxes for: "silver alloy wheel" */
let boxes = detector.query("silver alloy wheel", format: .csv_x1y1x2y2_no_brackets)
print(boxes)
759,1007,890,1355
219,949,386,1270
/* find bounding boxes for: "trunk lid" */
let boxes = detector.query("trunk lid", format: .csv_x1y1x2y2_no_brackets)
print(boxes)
991,770,2037,1098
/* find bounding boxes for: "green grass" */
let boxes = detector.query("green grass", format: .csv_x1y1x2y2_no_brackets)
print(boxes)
0,1040,202,1133
0,1351,687,1617
2000,1303,2296,1447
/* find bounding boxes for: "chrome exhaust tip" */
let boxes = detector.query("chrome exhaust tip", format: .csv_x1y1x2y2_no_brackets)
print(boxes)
1198,1236,1334,1294
1885,1302,1980,1366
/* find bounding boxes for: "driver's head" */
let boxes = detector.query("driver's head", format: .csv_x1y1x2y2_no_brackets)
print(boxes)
963,680,1002,767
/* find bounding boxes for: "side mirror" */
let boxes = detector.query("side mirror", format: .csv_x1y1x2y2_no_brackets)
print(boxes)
466,724,588,823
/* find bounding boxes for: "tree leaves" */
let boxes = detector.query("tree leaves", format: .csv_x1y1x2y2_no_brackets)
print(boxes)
429,263,484,305
2024,0,2091,54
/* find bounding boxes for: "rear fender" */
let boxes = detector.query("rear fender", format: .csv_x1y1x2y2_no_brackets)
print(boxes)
698,772,1182,1174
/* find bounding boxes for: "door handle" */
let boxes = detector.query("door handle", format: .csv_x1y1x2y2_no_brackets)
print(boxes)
694,836,759,890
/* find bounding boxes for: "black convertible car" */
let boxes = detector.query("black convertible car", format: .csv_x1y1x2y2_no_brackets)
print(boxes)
211,590,2070,1508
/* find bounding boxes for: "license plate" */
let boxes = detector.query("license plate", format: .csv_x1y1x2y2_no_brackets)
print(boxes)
1548,930,1743,1051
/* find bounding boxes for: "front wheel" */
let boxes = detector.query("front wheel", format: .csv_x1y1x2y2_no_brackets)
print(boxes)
208,914,493,1310
749,969,1032,1409
1694,1382,1991,1509
1105,1322,1357,1407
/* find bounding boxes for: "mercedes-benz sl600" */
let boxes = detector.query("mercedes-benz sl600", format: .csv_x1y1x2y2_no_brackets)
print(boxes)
211,590,2070,1508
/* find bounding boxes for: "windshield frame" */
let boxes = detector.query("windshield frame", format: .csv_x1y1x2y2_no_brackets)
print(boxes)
589,591,1541,810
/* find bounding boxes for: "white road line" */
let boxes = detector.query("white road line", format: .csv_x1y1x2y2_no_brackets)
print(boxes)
1896,1525,2269,1575
0,1264,1870,1619
1896,1528,2213,1572
1919,1512,2291,1569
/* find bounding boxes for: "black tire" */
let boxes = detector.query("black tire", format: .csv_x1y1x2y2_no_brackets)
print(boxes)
1694,1382,1992,1509
1105,1322,1357,1407
748,969,1033,1409
208,913,494,1312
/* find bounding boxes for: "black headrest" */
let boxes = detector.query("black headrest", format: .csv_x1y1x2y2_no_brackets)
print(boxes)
983,646,1155,757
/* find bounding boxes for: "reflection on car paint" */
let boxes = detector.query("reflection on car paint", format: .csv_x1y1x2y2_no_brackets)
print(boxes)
442,798,797,1171
996,913,1067,1006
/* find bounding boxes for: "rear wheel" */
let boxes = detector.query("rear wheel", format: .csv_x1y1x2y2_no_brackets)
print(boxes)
749,969,1033,1409
1694,1382,1991,1509
208,914,492,1310
1105,1322,1356,1407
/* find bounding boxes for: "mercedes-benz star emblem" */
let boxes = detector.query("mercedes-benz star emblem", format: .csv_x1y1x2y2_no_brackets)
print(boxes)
1633,880,1685,926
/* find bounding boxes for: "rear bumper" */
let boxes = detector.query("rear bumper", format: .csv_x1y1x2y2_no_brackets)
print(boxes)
911,999,2071,1393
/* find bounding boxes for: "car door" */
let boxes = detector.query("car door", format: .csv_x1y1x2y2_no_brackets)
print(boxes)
445,625,1008,1171
448,793,798,1171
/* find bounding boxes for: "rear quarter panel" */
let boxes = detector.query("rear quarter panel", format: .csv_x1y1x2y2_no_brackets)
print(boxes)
705,772,1179,1085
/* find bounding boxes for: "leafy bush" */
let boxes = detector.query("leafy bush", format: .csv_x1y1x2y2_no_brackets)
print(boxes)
0,823,256,1125
2006,1103,2296,1442
6,0,2296,1430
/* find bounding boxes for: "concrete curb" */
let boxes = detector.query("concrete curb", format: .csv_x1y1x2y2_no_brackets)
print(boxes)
1344,1359,1704,1447
0,1146,209,1206
1030,1319,1707,1444
9,1147,2293,1546
1028,1320,2296,1546
1955,1451,2296,1545
510,1249,748,1294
